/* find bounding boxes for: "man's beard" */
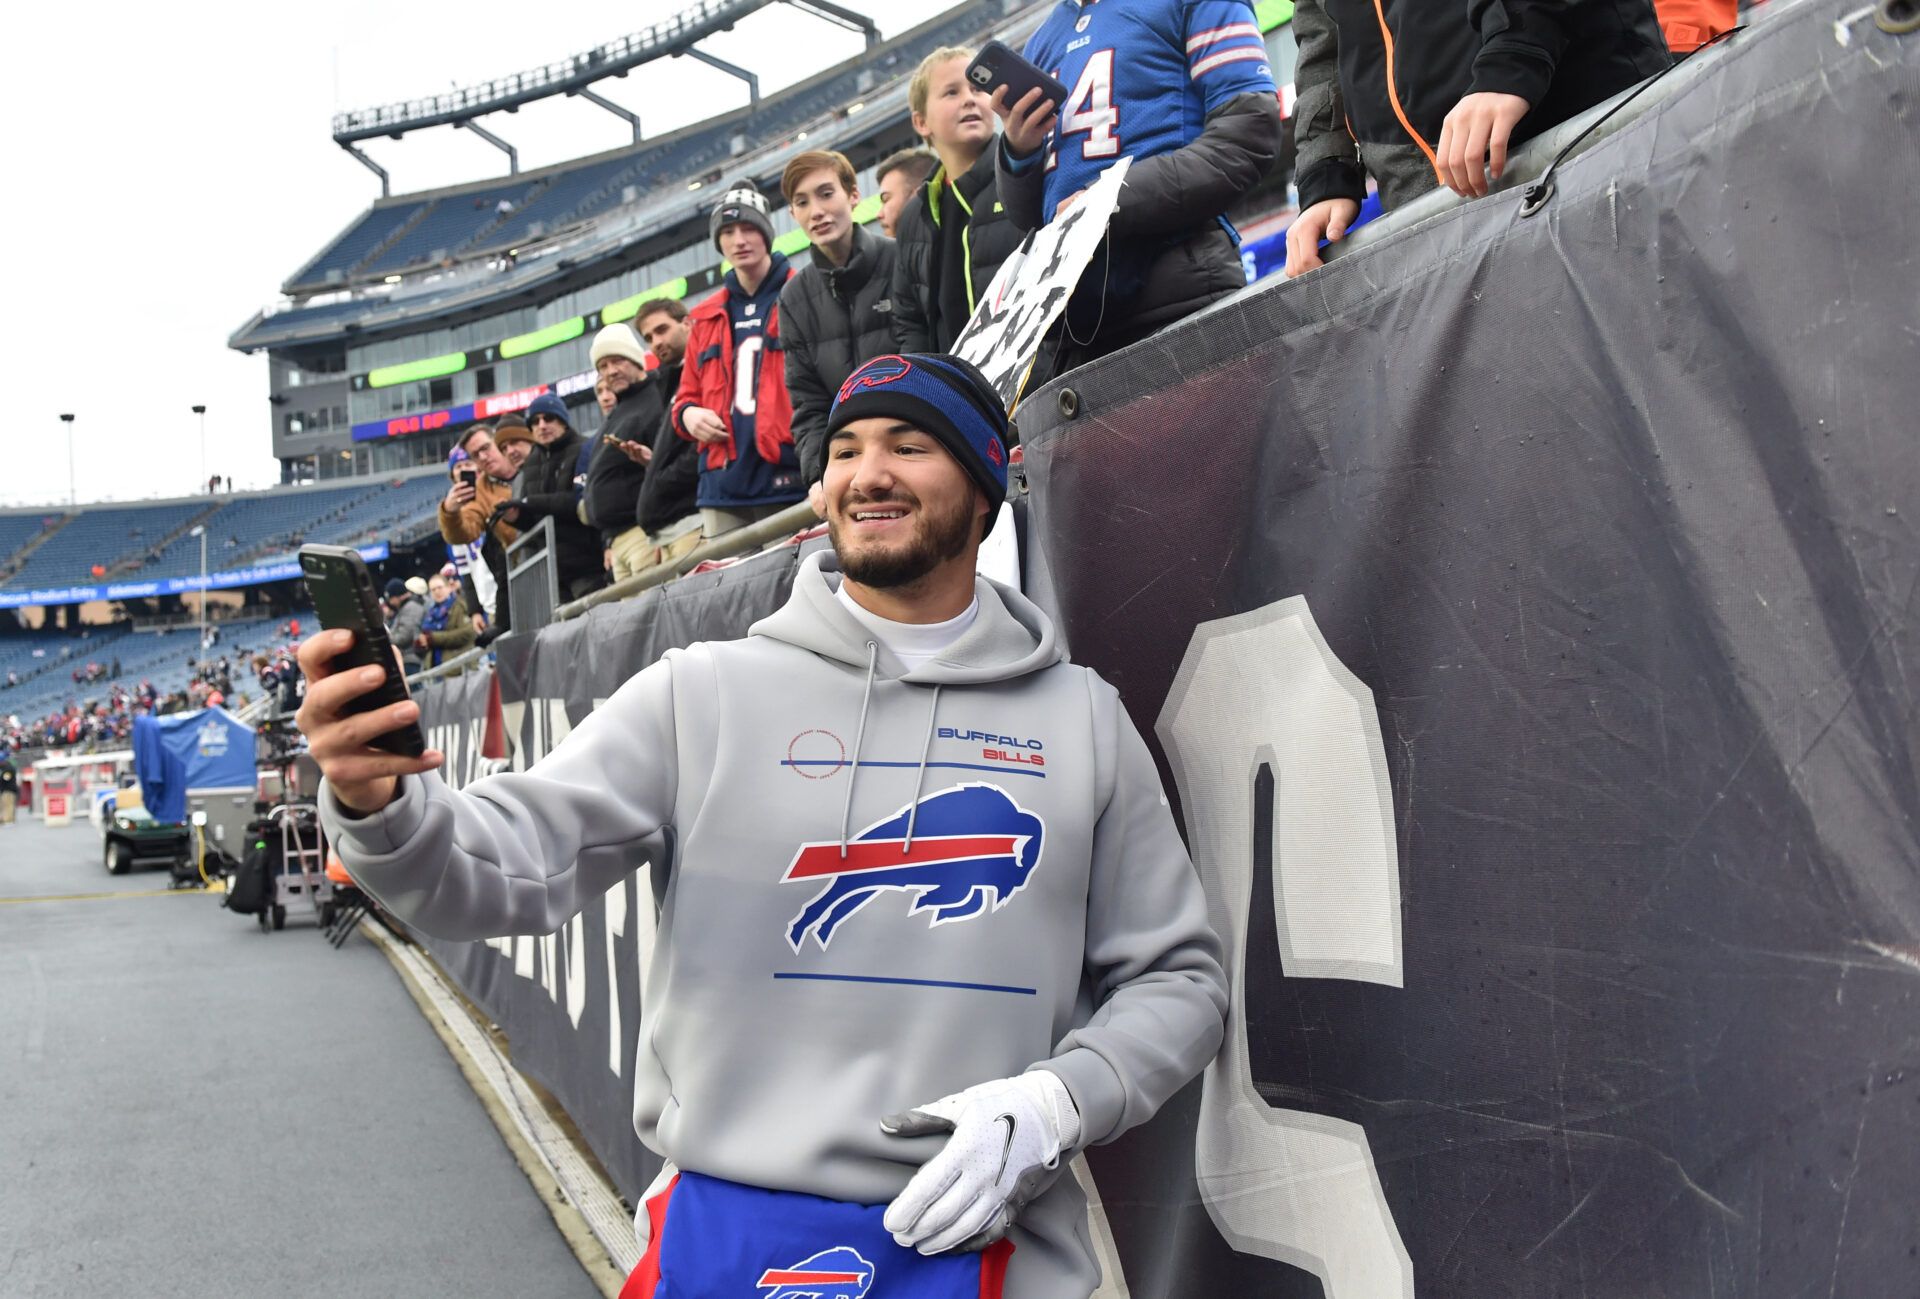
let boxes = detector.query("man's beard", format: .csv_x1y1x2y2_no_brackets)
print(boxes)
831,489,974,589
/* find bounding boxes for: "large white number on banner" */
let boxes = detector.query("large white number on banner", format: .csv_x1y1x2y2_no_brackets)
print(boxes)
1156,597,1414,1297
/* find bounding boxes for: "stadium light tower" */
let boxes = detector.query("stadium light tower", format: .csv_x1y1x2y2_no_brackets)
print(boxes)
192,405,208,494
58,414,76,506
189,525,208,651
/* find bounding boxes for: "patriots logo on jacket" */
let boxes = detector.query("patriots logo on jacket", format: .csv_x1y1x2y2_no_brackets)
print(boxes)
782,783,1044,951
757,1246,874,1298
836,354,912,404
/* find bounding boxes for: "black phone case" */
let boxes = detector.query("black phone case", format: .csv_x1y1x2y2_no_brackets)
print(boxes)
297,545,427,758
967,40,1069,110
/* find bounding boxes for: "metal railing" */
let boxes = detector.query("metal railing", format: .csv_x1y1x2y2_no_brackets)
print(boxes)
504,516,560,634
553,502,819,622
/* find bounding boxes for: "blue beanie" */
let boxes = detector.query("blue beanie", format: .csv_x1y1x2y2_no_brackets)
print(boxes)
525,393,570,428
827,354,1009,521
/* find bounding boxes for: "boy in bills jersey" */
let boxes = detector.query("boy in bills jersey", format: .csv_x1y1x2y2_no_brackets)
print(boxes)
993,0,1282,368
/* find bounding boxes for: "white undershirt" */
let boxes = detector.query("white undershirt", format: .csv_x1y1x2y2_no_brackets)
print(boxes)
836,583,979,672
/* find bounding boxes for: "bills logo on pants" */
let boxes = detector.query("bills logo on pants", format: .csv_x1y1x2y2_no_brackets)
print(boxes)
782,783,1045,951
620,1172,1013,1298
758,1246,874,1297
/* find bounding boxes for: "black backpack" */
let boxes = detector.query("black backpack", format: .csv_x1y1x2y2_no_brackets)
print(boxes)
224,838,274,916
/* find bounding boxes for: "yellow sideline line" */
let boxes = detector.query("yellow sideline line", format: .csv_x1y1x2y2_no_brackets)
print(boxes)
0,883,225,905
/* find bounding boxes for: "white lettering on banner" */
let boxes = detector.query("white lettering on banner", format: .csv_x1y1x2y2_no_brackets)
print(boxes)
566,911,588,1029
1156,597,1414,1297
953,156,1131,407
605,879,629,1076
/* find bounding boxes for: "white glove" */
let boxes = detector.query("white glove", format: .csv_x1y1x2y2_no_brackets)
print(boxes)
880,1071,1082,1255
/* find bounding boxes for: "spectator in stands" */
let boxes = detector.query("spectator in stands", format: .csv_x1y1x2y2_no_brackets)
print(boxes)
587,313,693,583
875,146,938,239
780,150,901,508
892,48,1022,354
595,377,618,418
384,579,427,674
0,755,16,824
671,181,806,538
505,394,607,601
414,573,475,671
440,425,522,635
632,303,704,578
993,1,1283,372
1283,0,1670,276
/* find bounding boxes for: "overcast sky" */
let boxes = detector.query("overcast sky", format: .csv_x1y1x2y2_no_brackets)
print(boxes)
1,0,956,511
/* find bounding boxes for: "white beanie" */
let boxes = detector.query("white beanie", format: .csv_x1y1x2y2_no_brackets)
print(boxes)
590,323,648,368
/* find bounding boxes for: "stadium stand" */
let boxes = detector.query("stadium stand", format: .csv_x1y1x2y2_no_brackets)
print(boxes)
5,503,210,593
277,3,1000,294
0,471,447,594
291,198,431,287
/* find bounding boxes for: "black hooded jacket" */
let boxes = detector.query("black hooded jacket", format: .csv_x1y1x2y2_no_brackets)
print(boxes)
781,224,901,487
634,360,700,536
513,426,603,588
1293,0,1670,212
889,147,1024,356
584,368,672,541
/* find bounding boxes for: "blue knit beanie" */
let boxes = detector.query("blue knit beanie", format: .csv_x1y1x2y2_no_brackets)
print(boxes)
827,354,1009,525
525,393,570,428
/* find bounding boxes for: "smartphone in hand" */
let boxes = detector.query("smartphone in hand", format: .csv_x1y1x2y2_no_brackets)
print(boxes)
968,40,1068,111
297,544,427,757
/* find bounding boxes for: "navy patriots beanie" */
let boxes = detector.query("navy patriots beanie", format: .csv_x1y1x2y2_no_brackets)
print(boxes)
827,353,1010,526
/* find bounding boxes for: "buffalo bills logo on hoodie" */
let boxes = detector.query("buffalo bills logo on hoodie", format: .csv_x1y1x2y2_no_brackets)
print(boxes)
782,783,1044,951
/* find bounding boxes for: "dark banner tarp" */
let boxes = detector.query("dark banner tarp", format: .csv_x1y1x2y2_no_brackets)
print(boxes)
416,4,1918,1293
1008,2,1920,1295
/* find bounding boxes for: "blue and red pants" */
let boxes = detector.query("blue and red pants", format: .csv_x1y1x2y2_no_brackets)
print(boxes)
619,1171,1013,1298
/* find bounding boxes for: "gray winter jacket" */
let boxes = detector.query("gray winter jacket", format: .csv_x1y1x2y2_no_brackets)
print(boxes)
387,596,425,673
781,225,902,488
321,550,1227,1299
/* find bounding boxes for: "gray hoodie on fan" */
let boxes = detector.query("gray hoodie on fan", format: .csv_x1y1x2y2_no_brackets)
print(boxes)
320,549,1227,1298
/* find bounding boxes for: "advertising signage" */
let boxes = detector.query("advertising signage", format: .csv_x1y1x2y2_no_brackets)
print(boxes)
0,543,390,610
351,385,551,443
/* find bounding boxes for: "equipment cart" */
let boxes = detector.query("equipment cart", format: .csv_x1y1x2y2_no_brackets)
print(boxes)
259,802,337,932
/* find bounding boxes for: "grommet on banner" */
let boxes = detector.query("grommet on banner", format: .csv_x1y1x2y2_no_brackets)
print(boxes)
1057,388,1081,420
1878,0,1920,34
1519,178,1555,219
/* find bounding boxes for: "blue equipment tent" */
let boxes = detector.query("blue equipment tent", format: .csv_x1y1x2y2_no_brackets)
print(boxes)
131,707,256,824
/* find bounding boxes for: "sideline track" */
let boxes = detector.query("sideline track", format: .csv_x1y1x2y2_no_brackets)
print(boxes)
0,816,614,1298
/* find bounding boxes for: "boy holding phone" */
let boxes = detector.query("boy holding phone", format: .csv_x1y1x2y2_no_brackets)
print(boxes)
991,0,1283,370
889,47,1025,355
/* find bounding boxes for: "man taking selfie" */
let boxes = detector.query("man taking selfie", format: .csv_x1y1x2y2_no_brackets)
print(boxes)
299,353,1225,1299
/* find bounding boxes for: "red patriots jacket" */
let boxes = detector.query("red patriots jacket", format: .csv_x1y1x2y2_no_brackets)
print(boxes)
671,272,796,472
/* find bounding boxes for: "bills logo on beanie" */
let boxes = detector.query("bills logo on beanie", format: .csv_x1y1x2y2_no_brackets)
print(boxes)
827,353,1013,532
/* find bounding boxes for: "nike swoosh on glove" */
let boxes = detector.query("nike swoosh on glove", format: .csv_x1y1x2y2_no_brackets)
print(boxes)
880,1071,1082,1255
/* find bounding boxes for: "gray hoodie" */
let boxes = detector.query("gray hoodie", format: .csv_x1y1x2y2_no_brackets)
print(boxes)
321,550,1227,1298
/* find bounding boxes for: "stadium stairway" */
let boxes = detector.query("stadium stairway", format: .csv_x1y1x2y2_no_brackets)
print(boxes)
349,202,436,280
107,503,226,580
0,514,72,586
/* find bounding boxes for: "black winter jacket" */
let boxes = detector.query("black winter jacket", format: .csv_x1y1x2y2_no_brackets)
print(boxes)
1293,0,1669,212
890,148,1023,355
513,427,603,588
781,225,901,487
583,371,672,541
997,92,1282,350
635,361,700,536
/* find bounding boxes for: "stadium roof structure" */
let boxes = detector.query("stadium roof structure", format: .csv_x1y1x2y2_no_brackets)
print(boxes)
234,1,1032,350
330,0,877,196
